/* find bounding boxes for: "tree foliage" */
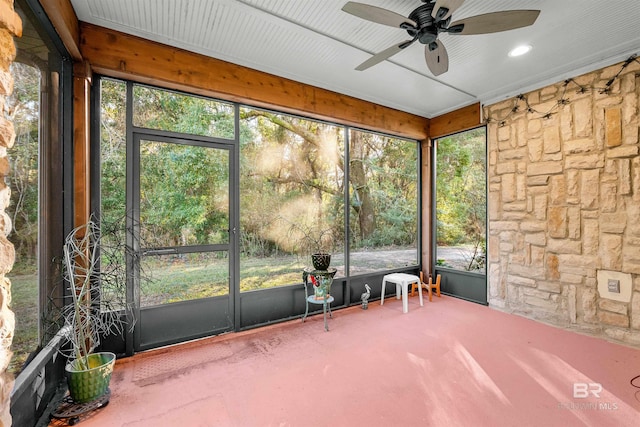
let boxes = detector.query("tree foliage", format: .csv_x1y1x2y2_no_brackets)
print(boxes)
6,62,40,270
100,79,127,229
435,128,486,270
350,130,417,248
238,109,345,257
99,81,419,260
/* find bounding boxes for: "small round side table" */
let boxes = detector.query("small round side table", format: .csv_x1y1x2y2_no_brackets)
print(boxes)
302,267,337,331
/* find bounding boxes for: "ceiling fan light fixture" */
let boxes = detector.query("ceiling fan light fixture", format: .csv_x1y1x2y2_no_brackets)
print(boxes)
508,44,532,57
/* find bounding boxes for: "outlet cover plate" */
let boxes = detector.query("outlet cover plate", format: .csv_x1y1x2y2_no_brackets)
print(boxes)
597,270,631,302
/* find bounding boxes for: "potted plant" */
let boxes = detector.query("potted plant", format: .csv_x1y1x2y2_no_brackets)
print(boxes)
59,216,134,403
286,220,336,270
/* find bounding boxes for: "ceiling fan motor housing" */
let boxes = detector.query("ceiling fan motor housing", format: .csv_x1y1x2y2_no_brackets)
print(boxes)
408,3,448,45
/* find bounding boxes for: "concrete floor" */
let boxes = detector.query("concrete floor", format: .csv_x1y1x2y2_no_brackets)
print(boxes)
47,295,640,426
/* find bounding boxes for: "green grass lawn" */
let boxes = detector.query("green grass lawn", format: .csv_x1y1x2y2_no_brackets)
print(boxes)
239,256,307,291
9,254,312,374
7,273,39,375
140,254,309,305
9,248,414,375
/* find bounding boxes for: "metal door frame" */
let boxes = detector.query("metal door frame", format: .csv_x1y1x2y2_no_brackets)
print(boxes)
126,126,239,352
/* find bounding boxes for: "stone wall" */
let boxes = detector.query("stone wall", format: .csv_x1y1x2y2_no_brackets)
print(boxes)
0,1,20,425
484,58,640,346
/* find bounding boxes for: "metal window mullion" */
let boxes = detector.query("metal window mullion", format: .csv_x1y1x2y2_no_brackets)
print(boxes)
431,139,438,274
344,126,351,300
130,125,234,146
232,103,241,331
126,81,139,355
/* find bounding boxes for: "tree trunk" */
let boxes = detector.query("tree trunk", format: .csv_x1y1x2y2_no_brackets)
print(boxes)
349,132,376,239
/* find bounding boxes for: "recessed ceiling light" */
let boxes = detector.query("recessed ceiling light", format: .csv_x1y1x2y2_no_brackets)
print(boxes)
509,45,532,57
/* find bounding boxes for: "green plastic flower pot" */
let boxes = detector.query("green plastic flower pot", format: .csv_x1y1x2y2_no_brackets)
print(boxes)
66,352,116,403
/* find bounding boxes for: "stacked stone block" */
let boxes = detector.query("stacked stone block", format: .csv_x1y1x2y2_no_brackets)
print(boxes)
485,58,640,347
0,1,20,425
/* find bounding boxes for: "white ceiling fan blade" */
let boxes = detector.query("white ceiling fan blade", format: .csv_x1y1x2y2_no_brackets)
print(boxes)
449,10,540,35
431,0,465,22
356,40,413,71
342,1,417,29
425,40,449,76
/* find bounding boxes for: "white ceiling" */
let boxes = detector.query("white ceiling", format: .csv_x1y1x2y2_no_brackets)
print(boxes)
69,0,640,118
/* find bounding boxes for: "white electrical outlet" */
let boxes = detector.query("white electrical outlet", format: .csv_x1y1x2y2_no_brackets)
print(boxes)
607,279,620,293
597,270,631,302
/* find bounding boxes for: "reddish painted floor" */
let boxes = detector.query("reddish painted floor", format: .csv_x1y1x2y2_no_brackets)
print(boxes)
49,295,640,426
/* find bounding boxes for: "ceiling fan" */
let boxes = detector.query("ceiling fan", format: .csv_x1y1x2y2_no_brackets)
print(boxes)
342,0,540,76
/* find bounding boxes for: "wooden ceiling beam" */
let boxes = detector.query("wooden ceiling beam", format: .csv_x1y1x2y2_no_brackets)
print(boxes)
429,103,482,140
80,22,429,141
40,0,82,60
